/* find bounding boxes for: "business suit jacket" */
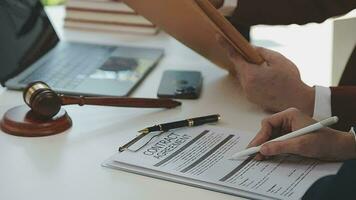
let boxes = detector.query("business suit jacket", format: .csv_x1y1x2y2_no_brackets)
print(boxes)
230,0,356,131
302,159,356,200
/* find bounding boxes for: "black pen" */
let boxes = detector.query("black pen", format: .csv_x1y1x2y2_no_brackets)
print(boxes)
118,114,221,152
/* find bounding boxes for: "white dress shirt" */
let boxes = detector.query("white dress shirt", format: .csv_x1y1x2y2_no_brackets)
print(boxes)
314,90,354,133
313,85,332,120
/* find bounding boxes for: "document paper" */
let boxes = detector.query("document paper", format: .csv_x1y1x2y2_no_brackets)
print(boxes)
103,125,342,200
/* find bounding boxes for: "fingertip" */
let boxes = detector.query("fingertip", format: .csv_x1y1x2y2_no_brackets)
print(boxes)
261,141,287,157
254,153,264,161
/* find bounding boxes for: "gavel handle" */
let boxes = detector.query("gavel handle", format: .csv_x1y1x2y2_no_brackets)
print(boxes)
59,95,181,108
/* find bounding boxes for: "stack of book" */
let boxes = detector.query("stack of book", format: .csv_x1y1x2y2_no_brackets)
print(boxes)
64,0,159,35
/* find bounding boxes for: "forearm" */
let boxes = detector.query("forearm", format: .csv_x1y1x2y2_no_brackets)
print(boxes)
231,0,356,26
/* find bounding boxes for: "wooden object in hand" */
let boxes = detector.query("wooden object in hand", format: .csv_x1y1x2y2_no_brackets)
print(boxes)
122,0,264,72
195,0,265,64
0,105,72,137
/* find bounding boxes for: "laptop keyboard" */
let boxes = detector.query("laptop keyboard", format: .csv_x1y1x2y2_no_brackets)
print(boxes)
20,43,114,89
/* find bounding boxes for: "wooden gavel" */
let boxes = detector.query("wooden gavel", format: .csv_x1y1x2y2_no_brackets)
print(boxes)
23,81,181,119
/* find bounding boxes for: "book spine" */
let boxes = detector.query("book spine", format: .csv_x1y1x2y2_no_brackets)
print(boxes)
64,18,156,28
66,0,135,13
64,20,159,35
65,10,153,25
66,7,136,15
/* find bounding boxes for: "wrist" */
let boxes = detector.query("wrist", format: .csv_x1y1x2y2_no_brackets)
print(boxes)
337,132,356,160
298,85,315,116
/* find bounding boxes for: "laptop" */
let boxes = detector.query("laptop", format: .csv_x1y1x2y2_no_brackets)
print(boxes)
0,0,164,96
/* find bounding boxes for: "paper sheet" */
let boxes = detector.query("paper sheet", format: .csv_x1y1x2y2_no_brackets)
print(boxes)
103,125,342,200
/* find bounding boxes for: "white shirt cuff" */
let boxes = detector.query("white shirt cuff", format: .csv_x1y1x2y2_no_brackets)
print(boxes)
219,0,238,16
313,85,332,120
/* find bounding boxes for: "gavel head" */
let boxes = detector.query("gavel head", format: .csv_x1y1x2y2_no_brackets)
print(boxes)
23,81,62,119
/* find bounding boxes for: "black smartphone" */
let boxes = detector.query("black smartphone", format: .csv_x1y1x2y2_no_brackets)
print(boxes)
157,70,202,99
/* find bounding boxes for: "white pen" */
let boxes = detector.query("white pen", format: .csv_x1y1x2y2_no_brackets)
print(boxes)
229,116,339,160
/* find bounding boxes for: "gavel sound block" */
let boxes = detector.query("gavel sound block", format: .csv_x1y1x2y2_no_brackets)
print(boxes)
0,81,181,137
0,106,72,137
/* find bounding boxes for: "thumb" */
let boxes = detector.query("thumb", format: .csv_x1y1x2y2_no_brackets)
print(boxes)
255,47,281,63
260,140,300,156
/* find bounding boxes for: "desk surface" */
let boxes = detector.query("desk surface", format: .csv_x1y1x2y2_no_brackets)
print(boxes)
0,6,267,200
0,5,337,200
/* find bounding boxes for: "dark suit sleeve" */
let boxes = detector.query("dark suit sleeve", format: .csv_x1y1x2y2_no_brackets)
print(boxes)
329,47,356,131
231,0,356,26
330,86,356,131
303,159,356,200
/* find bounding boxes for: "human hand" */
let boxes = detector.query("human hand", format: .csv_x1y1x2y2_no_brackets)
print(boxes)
248,108,356,161
208,0,224,8
217,35,315,115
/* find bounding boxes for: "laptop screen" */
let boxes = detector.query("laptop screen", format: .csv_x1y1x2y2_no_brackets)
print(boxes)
0,0,59,85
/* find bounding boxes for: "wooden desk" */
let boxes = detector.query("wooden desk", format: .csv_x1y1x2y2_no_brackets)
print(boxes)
0,4,340,199
0,6,266,200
